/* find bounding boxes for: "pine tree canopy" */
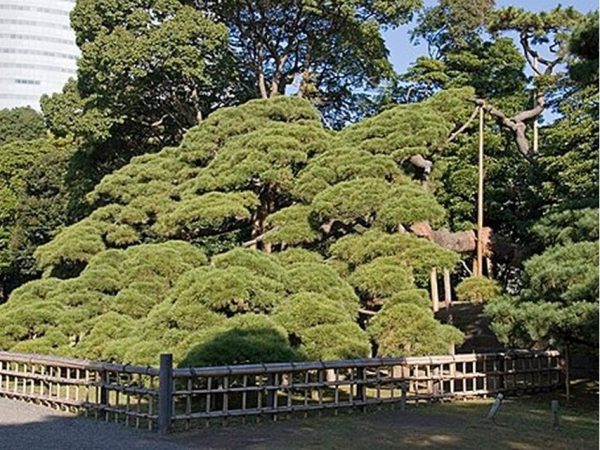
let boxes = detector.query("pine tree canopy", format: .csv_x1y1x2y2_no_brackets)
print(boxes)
0,1,596,374
0,91,473,365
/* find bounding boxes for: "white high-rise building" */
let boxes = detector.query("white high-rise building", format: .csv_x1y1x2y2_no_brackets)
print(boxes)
0,0,79,110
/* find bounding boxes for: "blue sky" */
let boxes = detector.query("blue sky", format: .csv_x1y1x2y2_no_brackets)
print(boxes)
384,0,598,73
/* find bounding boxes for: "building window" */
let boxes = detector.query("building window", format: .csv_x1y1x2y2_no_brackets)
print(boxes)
15,79,41,85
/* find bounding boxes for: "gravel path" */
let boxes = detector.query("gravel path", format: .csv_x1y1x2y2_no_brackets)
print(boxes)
0,398,188,450
0,397,474,450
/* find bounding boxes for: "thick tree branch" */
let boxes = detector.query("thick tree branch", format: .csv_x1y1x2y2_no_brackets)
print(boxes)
242,226,279,248
256,43,269,99
474,99,536,161
408,154,433,176
359,308,376,316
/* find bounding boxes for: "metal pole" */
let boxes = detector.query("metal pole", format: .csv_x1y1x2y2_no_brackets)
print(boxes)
477,106,484,277
158,353,173,435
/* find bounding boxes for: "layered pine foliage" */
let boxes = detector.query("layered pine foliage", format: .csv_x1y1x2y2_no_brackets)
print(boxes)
0,91,475,366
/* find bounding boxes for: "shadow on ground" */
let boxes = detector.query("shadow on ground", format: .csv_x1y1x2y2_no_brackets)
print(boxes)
1,381,598,450
0,398,184,450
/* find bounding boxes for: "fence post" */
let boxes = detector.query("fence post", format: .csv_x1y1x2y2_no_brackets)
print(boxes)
100,369,108,406
400,381,407,411
357,367,367,412
498,354,505,392
99,367,109,421
266,372,276,420
158,353,173,435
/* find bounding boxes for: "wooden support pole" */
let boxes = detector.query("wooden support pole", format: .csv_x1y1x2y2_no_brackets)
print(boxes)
564,344,571,403
430,267,439,312
443,268,452,309
533,56,539,154
477,106,485,277
158,353,173,435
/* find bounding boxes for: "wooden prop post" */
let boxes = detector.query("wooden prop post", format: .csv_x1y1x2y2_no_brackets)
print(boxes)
430,267,439,312
533,56,539,154
564,344,571,403
443,268,452,309
477,106,485,277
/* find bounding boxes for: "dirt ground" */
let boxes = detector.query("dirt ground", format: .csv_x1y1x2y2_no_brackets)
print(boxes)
165,386,599,450
1,383,598,450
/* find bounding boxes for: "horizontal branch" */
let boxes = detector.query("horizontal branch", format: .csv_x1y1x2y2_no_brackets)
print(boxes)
242,226,279,248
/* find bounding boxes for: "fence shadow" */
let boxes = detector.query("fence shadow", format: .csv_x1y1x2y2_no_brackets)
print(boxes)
0,399,181,450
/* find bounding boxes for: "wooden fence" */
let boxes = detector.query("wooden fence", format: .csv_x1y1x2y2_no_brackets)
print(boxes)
0,350,562,434
0,352,159,429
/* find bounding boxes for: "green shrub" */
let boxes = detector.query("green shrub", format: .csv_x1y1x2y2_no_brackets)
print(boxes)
456,276,501,303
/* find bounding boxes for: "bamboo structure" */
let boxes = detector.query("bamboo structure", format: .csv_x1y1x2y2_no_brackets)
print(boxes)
0,350,562,433
0,351,159,430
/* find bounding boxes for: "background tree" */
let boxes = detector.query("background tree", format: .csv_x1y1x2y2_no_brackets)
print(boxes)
192,0,422,127
485,9,598,369
567,11,599,85
42,0,241,219
381,3,595,286
0,107,46,145
0,139,72,302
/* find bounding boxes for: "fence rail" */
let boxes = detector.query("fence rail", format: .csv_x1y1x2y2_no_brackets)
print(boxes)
0,350,562,434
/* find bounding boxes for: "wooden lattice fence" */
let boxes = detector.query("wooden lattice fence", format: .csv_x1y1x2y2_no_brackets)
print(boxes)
0,350,562,434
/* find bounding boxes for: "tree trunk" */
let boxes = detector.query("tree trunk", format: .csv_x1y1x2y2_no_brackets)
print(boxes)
251,186,276,251
258,71,268,99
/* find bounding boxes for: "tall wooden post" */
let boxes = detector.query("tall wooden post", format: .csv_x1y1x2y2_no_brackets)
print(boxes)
430,267,439,312
564,344,571,403
533,56,539,154
158,353,173,435
477,106,485,277
443,268,452,309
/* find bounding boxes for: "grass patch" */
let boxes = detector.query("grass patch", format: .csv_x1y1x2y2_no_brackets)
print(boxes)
165,380,599,449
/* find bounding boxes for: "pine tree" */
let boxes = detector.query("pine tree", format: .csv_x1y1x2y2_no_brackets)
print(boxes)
0,91,472,365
